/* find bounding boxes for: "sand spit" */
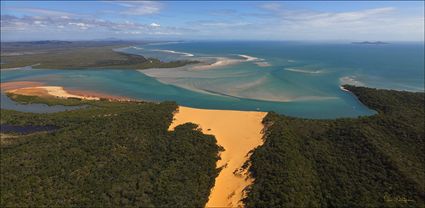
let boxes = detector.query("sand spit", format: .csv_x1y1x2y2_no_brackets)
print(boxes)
192,57,241,70
238,54,260,62
339,85,350,92
152,49,194,57
169,106,266,207
2,81,132,102
7,86,100,100
0,81,44,91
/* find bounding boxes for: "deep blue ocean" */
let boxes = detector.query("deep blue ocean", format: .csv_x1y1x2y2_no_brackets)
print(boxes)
1,41,423,118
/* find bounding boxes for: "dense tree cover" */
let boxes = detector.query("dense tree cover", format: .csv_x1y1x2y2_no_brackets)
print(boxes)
244,86,424,207
91,52,199,70
1,98,221,207
5,93,92,106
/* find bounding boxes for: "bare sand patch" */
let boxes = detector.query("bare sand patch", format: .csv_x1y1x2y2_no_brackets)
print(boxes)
7,86,100,100
169,106,266,207
1,133,19,145
0,81,44,91
2,81,132,101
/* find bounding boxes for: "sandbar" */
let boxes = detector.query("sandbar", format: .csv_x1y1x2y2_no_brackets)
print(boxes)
7,86,99,100
2,81,131,101
1,81,44,91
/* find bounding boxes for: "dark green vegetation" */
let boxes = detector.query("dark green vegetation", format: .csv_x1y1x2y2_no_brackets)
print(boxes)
352,41,389,45
0,41,197,69
244,86,424,207
6,92,92,106
2,85,423,207
0,98,221,207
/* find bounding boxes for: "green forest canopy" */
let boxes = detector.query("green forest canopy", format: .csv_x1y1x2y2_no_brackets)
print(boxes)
1,85,424,207
244,86,425,207
1,99,221,207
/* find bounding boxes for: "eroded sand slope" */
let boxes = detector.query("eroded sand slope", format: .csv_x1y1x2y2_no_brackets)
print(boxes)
169,106,266,207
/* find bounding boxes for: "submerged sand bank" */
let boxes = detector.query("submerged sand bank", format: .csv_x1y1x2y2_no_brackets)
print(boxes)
169,106,266,207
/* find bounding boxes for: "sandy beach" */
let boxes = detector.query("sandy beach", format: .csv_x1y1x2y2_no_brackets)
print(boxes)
169,106,266,207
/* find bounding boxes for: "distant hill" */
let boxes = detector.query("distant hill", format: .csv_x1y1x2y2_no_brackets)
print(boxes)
91,37,123,41
0,40,135,53
352,41,389,45
25,40,73,45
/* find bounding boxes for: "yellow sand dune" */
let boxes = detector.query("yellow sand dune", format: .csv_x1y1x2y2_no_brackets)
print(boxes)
169,106,266,207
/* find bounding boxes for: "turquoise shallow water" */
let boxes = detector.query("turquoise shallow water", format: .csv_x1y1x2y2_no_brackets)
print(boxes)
1,41,423,118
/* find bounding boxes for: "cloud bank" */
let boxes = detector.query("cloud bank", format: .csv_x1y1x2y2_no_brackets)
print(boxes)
1,1,423,41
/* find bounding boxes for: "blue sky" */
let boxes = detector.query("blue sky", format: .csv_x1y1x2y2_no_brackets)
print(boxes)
1,1,424,41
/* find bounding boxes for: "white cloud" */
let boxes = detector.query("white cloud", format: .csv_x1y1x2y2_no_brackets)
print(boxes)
256,3,423,41
69,22,87,27
261,4,396,24
150,23,160,27
1,13,190,38
188,20,250,29
116,1,162,15
69,22,90,30
8,7,77,17
1,2,423,41
261,3,282,12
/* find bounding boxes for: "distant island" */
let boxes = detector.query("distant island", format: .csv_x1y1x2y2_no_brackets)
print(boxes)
352,41,389,45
